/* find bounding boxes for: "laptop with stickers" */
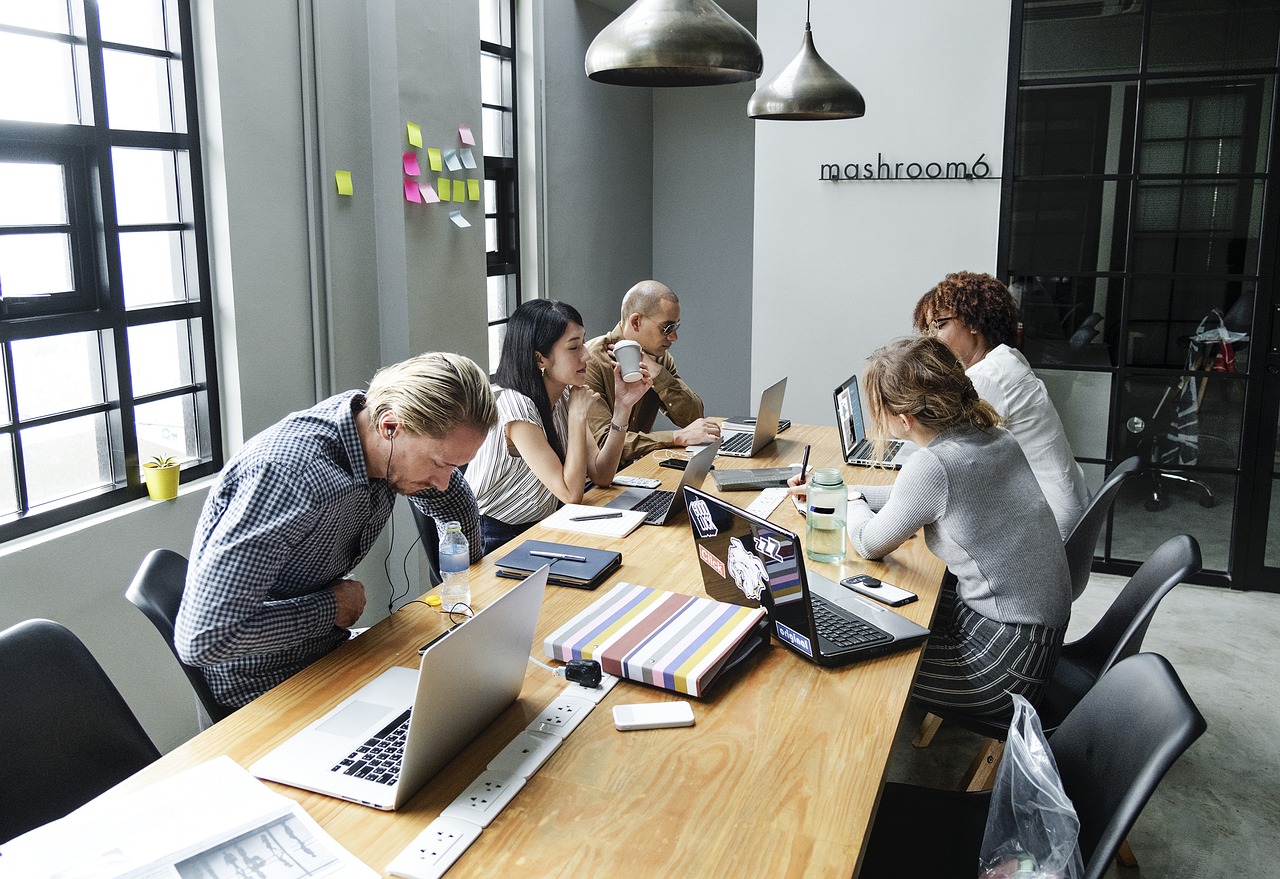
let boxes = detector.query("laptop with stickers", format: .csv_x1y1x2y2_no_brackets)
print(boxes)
681,486,929,667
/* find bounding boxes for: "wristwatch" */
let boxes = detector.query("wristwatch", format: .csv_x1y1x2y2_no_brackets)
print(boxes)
848,490,865,502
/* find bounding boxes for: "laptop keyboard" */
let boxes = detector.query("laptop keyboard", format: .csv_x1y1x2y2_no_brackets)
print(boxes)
720,431,755,455
331,708,411,786
852,439,903,463
633,489,674,523
811,598,893,650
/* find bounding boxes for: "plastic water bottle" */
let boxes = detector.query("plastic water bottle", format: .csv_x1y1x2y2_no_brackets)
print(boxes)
805,468,847,563
438,521,471,613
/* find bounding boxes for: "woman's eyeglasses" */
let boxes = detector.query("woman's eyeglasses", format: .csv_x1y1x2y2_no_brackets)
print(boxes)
927,316,954,335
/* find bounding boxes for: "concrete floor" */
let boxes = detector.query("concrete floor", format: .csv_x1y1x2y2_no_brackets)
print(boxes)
885,573,1280,878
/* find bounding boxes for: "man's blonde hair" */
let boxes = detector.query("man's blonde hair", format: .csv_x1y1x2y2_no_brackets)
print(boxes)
862,337,1000,460
364,352,496,438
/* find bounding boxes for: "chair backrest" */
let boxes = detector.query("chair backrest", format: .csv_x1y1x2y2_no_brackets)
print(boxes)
125,548,234,724
0,619,161,843
1068,534,1200,680
1048,653,1206,879
1064,456,1142,600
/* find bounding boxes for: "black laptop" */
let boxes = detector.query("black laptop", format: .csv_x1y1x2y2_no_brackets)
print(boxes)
682,486,930,666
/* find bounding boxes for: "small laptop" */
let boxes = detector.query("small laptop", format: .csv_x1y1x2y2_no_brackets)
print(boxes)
833,374,918,469
718,377,787,458
682,486,930,666
250,567,549,810
606,439,720,524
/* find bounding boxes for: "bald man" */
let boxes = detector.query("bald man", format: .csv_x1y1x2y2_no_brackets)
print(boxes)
584,280,721,463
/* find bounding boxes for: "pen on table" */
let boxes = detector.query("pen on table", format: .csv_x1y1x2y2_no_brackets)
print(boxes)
529,550,589,562
568,512,624,522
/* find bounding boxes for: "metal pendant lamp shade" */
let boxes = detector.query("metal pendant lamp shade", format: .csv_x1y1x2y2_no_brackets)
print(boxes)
748,21,866,120
585,0,763,87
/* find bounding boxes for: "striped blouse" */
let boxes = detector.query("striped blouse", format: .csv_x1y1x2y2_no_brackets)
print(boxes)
464,386,570,525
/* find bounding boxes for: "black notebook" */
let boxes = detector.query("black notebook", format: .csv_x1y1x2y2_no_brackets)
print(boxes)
495,539,622,590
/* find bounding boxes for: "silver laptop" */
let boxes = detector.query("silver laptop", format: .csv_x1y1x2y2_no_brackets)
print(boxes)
718,377,787,458
605,439,720,524
833,374,918,469
250,566,548,810
682,486,930,667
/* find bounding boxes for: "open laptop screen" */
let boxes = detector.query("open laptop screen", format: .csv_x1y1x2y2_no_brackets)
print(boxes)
834,375,866,462
686,490,812,644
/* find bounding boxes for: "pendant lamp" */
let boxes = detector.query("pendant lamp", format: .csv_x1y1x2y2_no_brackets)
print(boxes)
748,2,865,120
585,0,763,87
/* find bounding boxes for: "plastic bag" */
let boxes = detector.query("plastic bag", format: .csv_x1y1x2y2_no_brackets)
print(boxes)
978,695,1084,879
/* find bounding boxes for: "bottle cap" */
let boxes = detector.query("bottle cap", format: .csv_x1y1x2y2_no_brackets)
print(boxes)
811,467,844,487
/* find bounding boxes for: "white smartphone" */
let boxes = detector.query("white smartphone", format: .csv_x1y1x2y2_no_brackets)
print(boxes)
840,574,917,607
612,701,696,731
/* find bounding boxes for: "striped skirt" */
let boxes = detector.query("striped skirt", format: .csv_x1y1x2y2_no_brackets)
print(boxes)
911,585,1064,721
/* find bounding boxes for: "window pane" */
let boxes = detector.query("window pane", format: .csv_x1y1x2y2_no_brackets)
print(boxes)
113,147,185,225
1020,0,1142,80
487,322,506,375
0,162,68,226
0,355,9,424
103,49,185,133
1015,84,1123,177
21,415,112,506
482,107,511,158
1128,279,1254,371
1008,180,1130,274
478,0,508,46
480,53,511,107
1036,368,1112,460
135,394,195,465
0,232,74,298
0,3,71,32
0,32,80,125
97,0,170,50
1111,474,1234,572
1148,0,1280,73
487,273,515,323
1139,83,1266,176
1131,180,1262,276
1017,275,1118,368
12,332,106,419
485,218,498,253
120,230,190,307
0,433,15,516
129,320,193,397
1118,374,1242,470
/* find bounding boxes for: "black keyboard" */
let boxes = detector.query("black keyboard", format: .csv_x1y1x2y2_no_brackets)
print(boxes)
331,708,410,786
719,431,755,455
632,489,674,523
811,599,892,650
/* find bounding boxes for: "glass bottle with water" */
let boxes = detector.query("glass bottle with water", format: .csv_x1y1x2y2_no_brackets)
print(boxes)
805,468,847,564
438,521,471,613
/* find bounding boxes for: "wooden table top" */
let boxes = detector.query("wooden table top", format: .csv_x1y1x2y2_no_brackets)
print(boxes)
114,424,944,878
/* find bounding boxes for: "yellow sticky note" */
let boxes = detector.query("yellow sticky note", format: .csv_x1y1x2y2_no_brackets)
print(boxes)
467,178,480,201
407,122,423,148
453,179,466,202
439,179,451,201
427,148,443,172
335,170,354,196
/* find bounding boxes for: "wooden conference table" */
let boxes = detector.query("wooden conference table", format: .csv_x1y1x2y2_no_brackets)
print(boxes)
117,424,945,878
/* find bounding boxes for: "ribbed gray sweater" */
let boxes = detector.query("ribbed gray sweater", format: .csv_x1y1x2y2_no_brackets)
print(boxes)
848,426,1071,628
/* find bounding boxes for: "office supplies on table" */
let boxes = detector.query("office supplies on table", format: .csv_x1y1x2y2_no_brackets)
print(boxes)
605,439,720,524
496,539,622,589
682,486,930,666
717,377,788,458
540,503,647,538
710,465,800,491
249,567,549,810
570,512,624,522
544,581,769,698
833,373,918,468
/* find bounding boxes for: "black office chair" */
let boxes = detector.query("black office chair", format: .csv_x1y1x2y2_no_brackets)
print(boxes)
0,619,162,843
914,534,1200,791
125,548,235,727
861,652,1207,879
1064,455,1142,601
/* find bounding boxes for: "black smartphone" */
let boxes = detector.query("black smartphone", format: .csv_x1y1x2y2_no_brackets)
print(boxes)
659,458,688,470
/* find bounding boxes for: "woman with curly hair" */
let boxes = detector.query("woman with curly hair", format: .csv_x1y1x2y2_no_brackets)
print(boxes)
809,336,1071,719
914,271,1088,538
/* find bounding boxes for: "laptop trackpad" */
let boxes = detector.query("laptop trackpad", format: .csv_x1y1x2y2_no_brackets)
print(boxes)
606,488,647,509
316,700,396,737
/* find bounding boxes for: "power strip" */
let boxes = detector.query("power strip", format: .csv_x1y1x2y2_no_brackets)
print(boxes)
746,486,789,517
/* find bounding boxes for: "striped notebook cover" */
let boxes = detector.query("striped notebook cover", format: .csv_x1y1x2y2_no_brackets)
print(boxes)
543,582,769,697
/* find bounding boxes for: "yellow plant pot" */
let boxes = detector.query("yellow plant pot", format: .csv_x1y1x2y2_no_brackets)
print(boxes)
143,463,180,501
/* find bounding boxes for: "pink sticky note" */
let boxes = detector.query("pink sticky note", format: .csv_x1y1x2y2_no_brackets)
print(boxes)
404,178,422,203
403,151,421,176
420,181,440,203
459,124,475,146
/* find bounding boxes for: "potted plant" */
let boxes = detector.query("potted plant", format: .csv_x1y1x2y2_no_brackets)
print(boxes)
142,455,180,501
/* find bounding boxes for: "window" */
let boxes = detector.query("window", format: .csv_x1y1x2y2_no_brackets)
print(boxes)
479,0,520,374
0,0,219,542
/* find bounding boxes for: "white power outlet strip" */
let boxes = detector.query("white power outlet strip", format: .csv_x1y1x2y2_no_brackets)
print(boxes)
486,729,561,779
440,769,526,828
525,693,595,739
386,816,482,879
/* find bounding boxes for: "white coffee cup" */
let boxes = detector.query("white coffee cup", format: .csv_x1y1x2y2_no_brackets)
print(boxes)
614,340,644,382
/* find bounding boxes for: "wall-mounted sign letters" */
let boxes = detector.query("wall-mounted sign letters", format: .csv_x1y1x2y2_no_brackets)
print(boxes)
820,152,995,182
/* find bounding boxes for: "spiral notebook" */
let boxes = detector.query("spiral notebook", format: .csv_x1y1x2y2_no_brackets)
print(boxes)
540,503,647,538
